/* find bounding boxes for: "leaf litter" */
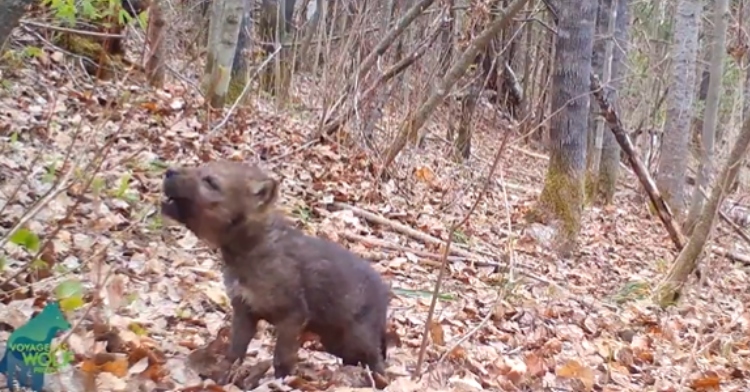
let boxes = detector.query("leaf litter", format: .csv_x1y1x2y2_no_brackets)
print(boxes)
1,37,750,392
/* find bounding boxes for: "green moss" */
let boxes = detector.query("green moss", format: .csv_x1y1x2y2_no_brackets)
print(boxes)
598,170,617,205
52,34,125,78
530,159,585,255
55,34,102,58
226,73,247,105
584,170,598,206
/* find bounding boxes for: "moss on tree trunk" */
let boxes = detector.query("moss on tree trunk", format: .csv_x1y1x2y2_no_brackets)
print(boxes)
528,0,597,256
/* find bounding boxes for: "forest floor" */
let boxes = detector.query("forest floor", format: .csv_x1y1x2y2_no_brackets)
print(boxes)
2,31,750,392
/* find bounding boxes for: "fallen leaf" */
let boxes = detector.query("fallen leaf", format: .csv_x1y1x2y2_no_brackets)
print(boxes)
102,357,130,377
414,166,435,183
691,372,721,390
556,359,594,391
428,320,445,346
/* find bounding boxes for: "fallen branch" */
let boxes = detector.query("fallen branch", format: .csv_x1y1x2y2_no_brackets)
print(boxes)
591,74,750,266
331,202,494,261
710,246,750,264
341,232,479,264
654,112,750,305
590,74,685,249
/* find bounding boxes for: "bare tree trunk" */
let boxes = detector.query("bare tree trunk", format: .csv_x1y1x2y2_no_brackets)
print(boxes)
439,0,455,73
204,0,245,108
684,0,729,234
381,0,530,171
654,108,750,307
656,0,702,220
227,4,252,104
0,0,35,52
145,0,167,87
739,1,750,190
259,0,297,102
519,1,536,143
537,24,557,147
442,0,456,142
299,0,324,70
598,0,630,204
591,74,686,249
204,0,225,82
454,78,480,161
586,0,615,200
529,0,597,256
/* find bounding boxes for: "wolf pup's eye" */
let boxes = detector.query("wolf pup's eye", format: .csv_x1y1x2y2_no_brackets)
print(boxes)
202,175,220,191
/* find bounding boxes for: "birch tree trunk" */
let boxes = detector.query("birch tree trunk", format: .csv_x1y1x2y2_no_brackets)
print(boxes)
655,107,750,307
683,0,729,234
530,0,597,256
739,1,750,190
145,0,167,87
203,0,245,108
656,0,702,220
598,0,630,204
586,0,615,200
227,5,252,104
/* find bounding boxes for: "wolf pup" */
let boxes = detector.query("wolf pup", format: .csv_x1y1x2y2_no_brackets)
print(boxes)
161,161,391,379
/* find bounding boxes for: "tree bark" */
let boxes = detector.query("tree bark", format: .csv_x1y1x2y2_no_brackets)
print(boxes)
684,0,729,234
586,0,614,200
530,0,597,256
227,3,252,104
654,107,750,307
204,0,245,108
598,0,629,205
145,0,167,87
656,0,702,219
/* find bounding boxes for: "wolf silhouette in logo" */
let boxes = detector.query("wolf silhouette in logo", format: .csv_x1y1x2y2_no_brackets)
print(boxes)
0,301,72,391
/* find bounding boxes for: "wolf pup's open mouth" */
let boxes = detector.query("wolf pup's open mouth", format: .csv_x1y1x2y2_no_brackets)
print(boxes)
161,197,181,221
162,168,188,221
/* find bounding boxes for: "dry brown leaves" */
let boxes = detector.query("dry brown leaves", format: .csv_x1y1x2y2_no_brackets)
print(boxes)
2,27,750,392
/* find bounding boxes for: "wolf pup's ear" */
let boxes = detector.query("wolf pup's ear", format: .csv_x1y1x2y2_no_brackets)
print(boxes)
248,177,278,211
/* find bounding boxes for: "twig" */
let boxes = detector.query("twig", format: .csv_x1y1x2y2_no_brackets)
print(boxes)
21,19,127,39
510,145,548,160
319,10,444,136
433,168,519,368
413,121,513,378
311,0,439,140
266,140,316,163
710,246,750,264
590,73,685,249
330,202,499,261
203,45,283,143
342,232,482,263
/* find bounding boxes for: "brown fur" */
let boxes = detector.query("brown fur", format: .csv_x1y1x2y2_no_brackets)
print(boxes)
161,161,390,379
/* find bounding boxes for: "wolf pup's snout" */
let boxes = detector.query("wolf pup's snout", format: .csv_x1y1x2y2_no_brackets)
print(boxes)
164,168,178,179
161,167,188,223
